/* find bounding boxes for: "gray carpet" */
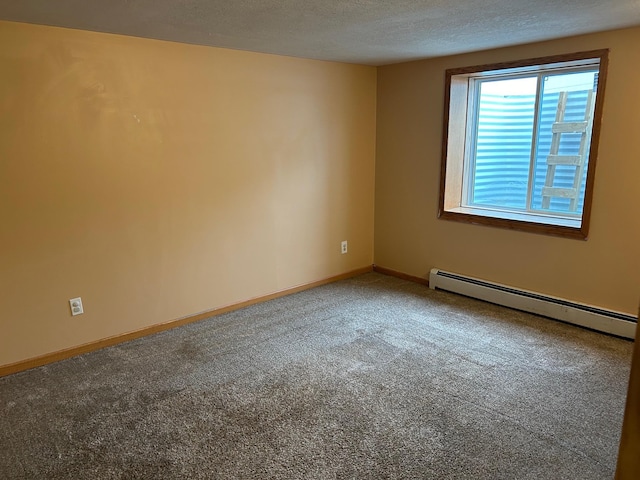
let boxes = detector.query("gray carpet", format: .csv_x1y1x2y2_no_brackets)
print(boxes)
0,273,633,479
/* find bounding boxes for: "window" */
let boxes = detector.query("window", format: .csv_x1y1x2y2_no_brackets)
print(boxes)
438,50,608,239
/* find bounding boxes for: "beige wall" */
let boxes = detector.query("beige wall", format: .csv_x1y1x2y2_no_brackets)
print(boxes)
4,20,639,369
375,27,640,315
0,21,376,366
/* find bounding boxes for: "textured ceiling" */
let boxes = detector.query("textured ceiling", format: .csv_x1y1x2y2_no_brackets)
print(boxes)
1,0,640,65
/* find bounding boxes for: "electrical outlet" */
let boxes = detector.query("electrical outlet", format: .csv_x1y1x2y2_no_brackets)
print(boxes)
69,297,84,316
341,240,348,254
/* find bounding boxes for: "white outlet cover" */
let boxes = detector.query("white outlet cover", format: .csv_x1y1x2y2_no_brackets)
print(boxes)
69,297,84,316
341,241,348,254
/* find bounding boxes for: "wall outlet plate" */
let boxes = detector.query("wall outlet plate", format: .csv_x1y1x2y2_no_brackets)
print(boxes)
69,297,84,316
341,240,348,254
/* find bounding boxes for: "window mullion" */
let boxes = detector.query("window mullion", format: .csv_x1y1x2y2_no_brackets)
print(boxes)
525,73,543,211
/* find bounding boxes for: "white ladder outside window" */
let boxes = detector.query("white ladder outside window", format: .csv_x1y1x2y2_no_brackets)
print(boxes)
541,90,595,212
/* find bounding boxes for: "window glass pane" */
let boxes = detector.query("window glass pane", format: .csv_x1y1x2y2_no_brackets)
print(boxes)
469,77,537,209
531,70,597,215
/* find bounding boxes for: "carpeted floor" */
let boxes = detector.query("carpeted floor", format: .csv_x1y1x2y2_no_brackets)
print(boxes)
0,273,633,479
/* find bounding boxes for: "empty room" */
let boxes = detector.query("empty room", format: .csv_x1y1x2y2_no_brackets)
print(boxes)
1,1,640,479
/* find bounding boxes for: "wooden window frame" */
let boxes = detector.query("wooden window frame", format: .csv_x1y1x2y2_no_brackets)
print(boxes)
438,50,609,240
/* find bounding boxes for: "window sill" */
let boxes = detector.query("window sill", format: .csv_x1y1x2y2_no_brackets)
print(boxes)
439,206,587,239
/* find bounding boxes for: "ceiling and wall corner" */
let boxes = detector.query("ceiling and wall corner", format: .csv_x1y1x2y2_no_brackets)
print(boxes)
0,0,639,65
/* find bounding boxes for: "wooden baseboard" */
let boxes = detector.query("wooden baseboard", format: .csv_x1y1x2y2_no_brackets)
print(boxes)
0,266,373,378
372,265,430,286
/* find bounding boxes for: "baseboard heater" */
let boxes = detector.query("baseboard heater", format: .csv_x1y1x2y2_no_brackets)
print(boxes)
429,268,637,339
